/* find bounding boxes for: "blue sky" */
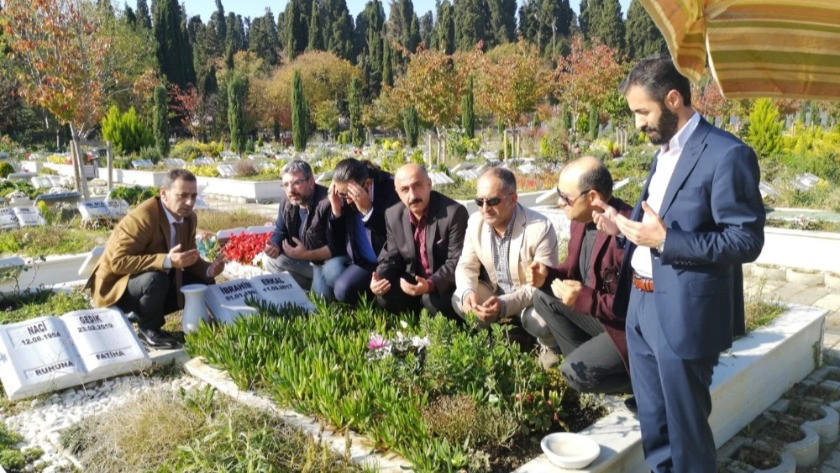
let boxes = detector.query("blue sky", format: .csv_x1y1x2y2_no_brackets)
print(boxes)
180,0,633,23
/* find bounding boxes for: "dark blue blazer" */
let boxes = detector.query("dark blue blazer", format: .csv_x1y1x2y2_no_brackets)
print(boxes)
613,118,766,360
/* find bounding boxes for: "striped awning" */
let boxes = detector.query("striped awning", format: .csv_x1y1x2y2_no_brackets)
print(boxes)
638,0,840,100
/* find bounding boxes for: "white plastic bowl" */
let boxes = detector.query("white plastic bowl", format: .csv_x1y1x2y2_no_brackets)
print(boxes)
541,432,601,469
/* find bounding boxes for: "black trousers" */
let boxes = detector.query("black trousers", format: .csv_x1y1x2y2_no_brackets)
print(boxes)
532,289,631,394
376,284,460,321
116,270,204,331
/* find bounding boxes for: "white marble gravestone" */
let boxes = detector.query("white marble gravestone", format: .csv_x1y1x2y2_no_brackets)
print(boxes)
205,272,315,325
0,208,20,230
0,307,150,400
78,201,112,221
12,206,45,227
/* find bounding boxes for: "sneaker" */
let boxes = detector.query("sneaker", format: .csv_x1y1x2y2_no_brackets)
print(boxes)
538,345,561,370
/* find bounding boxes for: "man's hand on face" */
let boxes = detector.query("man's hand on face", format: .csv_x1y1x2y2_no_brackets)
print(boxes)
551,279,582,306
264,242,280,258
327,182,343,217
347,181,372,215
169,244,199,268
282,237,307,259
370,272,391,296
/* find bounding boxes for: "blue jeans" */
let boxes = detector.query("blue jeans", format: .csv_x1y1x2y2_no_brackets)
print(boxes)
320,255,372,304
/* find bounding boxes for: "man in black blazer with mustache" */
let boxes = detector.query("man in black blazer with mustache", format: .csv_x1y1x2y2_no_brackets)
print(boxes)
370,163,468,319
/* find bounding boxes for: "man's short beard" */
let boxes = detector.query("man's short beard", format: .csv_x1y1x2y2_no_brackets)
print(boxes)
649,103,680,145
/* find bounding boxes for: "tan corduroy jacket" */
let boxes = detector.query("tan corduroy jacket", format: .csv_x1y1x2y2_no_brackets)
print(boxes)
85,197,212,308
454,204,558,317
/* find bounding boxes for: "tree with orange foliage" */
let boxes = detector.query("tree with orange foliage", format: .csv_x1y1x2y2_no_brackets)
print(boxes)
2,0,156,196
552,36,623,129
477,40,549,129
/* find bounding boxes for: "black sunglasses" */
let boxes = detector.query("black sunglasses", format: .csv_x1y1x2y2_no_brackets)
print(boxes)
474,195,507,207
557,188,591,206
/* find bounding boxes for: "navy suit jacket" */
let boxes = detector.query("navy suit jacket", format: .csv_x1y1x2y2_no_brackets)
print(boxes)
613,117,766,360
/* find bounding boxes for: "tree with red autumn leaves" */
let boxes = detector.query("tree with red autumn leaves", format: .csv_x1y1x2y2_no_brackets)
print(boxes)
552,36,624,130
1,0,156,196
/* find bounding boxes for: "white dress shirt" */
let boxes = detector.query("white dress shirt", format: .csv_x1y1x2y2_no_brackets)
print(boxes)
631,112,701,278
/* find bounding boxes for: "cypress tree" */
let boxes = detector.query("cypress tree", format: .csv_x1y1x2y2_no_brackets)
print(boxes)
228,75,248,154
454,0,491,51
291,70,310,151
582,0,625,54
418,11,433,49
403,107,419,147
124,4,137,28
388,0,421,53
347,77,365,147
625,0,667,60
323,0,355,60
486,0,515,46
153,0,196,88
212,0,227,46
249,10,280,65
589,108,599,140
153,85,169,157
307,1,324,51
136,0,152,30
284,0,312,60
355,0,385,97
433,0,455,54
382,41,394,87
461,76,475,139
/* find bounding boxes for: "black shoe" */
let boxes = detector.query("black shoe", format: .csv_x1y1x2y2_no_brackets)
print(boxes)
137,328,180,350
126,311,140,324
624,396,638,414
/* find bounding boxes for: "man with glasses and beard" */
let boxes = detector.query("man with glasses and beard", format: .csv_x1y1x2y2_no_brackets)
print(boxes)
529,156,632,395
370,164,468,319
593,58,765,472
85,169,225,349
452,167,558,348
263,160,333,296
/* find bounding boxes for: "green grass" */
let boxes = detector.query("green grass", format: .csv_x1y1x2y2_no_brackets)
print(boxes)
0,423,43,473
0,223,108,257
63,385,365,473
0,289,91,324
195,209,273,233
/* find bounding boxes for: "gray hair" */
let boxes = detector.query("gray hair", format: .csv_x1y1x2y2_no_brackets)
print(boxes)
281,159,314,180
161,169,197,189
481,167,517,194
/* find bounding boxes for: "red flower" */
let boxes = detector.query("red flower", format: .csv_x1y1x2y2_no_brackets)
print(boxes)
222,231,273,265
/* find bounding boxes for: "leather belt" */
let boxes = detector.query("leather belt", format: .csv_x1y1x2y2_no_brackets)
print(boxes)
632,272,654,292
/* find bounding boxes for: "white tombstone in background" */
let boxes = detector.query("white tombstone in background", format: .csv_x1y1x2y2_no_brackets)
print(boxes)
78,201,112,221
194,157,215,166
13,206,45,227
0,208,20,230
105,199,130,219
216,164,236,177
30,176,53,189
163,158,186,168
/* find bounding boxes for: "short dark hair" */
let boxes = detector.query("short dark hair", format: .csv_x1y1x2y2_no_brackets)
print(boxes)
161,169,197,189
282,159,313,180
578,161,614,200
481,167,517,194
333,158,374,185
619,57,692,106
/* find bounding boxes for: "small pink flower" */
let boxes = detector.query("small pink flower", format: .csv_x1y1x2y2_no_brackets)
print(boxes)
367,333,390,351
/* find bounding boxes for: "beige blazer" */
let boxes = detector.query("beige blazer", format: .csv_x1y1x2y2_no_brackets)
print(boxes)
84,197,211,308
454,204,558,317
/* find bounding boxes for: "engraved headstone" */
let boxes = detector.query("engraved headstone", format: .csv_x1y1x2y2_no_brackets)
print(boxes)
0,308,149,400
205,272,315,325
30,177,53,189
0,208,20,230
216,164,236,177
131,159,154,169
194,157,215,166
162,158,186,168
13,206,45,227
78,201,112,221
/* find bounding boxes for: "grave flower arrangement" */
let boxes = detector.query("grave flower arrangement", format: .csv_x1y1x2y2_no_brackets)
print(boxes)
195,231,221,261
222,231,273,266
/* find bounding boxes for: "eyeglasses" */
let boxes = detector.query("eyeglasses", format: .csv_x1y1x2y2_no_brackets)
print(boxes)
556,188,591,206
282,178,308,189
474,195,508,207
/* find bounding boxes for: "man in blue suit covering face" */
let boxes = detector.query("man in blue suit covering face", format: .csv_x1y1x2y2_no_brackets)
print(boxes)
594,57,765,472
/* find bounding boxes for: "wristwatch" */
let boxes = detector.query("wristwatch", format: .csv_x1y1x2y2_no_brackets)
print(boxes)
655,232,666,254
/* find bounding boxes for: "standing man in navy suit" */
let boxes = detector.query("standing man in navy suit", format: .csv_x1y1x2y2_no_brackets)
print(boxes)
594,58,765,472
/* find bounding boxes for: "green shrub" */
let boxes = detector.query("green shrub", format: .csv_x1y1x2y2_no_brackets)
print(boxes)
101,105,154,156
170,140,223,162
745,98,783,160
186,300,601,471
138,146,162,164
539,118,573,162
108,185,158,206
445,128,480,161
0,162,15,178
